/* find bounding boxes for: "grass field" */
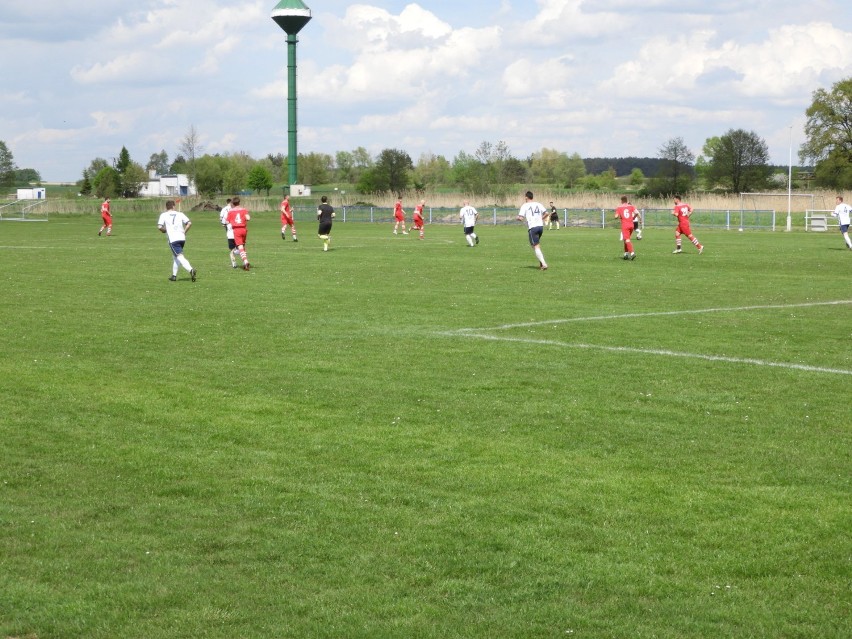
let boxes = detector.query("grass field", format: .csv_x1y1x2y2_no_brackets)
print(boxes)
1,213,850,638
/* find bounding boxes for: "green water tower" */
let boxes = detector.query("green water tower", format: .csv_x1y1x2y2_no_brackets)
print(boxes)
271,0,312,189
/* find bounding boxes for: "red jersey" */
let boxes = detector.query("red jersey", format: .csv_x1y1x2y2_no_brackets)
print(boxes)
673,201,692,221
101,201,110,216
615,204,636,230
280,199,292,220
227,207,250,229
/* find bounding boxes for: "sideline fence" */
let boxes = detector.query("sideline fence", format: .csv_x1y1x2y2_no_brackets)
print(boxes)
329,206,778,231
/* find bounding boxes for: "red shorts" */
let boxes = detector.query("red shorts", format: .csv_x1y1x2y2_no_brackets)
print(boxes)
281,213,294,225
621,226,633,240
394,212,405,222
413,214,424,229
677,222,691,236
102,214,112,225
233,227,248,246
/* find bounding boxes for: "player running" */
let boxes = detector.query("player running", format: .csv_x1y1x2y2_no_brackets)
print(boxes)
517,191,548,270
671,196,703,254
226,196,252,270
392,197,408,235
459,200,479,247
831,195,852,250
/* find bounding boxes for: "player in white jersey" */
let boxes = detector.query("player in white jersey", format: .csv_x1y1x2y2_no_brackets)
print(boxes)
831,195,852,250
157,200,196,282
459,200,479,247
219,198,239,268
517,191,548,270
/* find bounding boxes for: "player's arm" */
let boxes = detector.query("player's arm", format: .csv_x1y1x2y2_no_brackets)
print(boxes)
184,219,192,232
158,224,166,234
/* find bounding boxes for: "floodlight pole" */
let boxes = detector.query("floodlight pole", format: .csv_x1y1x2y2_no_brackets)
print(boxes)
787,126,793,232
271,1,312,189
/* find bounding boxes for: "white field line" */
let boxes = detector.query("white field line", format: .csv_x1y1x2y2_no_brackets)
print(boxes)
455,300,852,333
441,332,852,376
441,300,852,376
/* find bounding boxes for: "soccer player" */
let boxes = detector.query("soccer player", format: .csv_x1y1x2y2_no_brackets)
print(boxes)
157,200,196,282
548,201,561,230
317,195,335,252
412,199,426,239
831,195,852,250
459,200,479,247
517,191,548,270
280,194,298,242
226,196,252,270
671,196,703,254
219,198,240,268
392,197,408,235
98,197,112,236
615,195,637,260
632,207,642,240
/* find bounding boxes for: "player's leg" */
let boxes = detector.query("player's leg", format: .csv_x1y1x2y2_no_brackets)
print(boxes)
687,233,703,253
673,229,683,253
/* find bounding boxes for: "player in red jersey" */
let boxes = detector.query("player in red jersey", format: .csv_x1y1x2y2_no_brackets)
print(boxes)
412,199,425,239
98,197,112,236
671,196,703,254
280,195,298,242
226,196,252,270
614,195,637,260
392,197,408,235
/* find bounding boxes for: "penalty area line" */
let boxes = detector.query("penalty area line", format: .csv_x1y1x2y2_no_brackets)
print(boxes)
436,331,852,376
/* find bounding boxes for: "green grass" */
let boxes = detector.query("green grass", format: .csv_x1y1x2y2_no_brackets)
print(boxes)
1,215,850,638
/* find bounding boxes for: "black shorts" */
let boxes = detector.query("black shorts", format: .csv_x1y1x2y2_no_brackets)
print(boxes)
318,222,333,235
227,238,236,250
527,226,544,246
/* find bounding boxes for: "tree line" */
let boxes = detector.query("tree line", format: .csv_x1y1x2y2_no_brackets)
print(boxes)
4,76,852,197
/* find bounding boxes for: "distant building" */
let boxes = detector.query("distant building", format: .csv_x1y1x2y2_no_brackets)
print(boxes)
139,171,197,197
17,187,46,200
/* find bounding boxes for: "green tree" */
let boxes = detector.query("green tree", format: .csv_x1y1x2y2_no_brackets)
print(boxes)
374,148,413,194
223,164,246,194
414,152,451,189
92,166,121,198
629,168,645,187
335,150,354,183
247,164,274,195
657,136,695,195
0,140,17,187
116,146,131,175
146,150,170,175
702,129,770,193
529,148,563,183
451,151,489,194
298,152,332,185
80,170,92,196
194,155,227,195
121,162,148,197
800,77,852,188
15,168,41,185
564,153,586,188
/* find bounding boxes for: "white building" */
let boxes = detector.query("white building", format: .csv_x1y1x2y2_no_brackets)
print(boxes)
139,171,197,197
17,187,46,200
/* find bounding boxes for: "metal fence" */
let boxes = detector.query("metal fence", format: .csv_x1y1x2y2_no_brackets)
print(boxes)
329,206,778,231
0,199,49,222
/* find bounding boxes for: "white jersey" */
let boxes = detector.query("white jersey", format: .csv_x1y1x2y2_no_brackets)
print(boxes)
219,206,234,239
158,210,191,243
832,202,851,225
460,205,478,227
518,201,546,229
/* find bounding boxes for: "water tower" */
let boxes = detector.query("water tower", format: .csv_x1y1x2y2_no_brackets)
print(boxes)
271,0,312,188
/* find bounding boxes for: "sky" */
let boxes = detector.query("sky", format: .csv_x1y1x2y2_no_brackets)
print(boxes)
2,0,852,182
